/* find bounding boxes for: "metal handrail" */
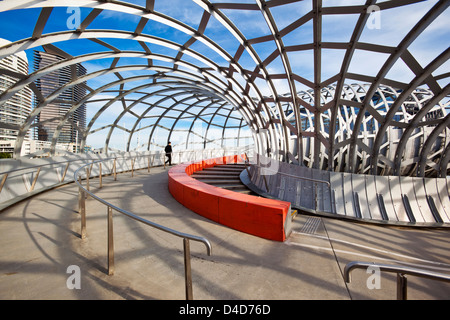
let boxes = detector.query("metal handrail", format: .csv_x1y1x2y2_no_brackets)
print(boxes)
1,149,252,178
344,261,450,300
0,148,252,207
0,158,90,176
74,158,212,300
252,163,331,188
0,154,151,200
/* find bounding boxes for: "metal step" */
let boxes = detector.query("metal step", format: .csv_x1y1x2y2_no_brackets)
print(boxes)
197,179,242,185
213,184,248,190
192,174,240,180
191,163,252,194
220,164,247,169
203,167,243,173
194,171,239,176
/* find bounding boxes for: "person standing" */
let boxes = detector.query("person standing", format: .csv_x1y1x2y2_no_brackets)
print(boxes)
164,141,172,166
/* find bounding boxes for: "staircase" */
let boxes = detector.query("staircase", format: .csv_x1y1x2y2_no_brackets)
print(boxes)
191,163,254,194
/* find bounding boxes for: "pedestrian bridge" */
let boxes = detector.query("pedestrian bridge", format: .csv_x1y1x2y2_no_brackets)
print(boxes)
2,149,449,228
1,0,449,301
1,149,449,300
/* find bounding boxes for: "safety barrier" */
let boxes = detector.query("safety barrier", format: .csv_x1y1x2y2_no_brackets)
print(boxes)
73,158,212,300
244,154,450,227
168,154,292,242
0,147,252,210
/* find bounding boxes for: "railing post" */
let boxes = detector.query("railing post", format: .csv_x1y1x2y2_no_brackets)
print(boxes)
263,175,269,193
61,162,69,183
78,176,86,239
0,173,8,194
244,158,252,179
183,238,193,300
99,162,102,188
113,158,117,181
397,273,407,300
86,167,90,192
30,167,41,192
107,206,114,276
314,182,318,211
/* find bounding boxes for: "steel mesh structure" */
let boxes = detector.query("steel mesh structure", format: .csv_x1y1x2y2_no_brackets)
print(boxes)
0,0,448,177
291,83,448,177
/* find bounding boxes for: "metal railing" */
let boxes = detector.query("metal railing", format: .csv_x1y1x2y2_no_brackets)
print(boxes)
74,158,212,300
0,154,153,210
0,147,253,209
1,148,254,297
244,153,330,210
344,261,450,300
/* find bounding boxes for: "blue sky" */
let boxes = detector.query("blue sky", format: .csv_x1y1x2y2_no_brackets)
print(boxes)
1,1,448,87
0,0,448,150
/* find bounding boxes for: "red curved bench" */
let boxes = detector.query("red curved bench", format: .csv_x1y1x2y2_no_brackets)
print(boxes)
168,154,292,242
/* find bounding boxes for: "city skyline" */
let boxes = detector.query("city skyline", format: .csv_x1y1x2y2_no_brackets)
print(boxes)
33,49,87,147
0,38,33,142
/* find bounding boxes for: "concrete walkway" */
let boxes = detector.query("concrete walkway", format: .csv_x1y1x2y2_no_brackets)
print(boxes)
0,166,449,300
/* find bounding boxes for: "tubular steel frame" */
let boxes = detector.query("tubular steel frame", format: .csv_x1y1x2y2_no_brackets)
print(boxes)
0,0,449,177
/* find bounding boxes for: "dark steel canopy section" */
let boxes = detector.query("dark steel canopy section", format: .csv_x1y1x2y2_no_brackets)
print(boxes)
0,0,448,177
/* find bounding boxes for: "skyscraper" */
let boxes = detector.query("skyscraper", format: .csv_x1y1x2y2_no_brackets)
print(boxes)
33,49,86,145
0,38,33,141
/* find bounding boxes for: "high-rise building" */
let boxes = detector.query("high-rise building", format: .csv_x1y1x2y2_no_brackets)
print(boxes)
33,50,86,145
0,38,33,141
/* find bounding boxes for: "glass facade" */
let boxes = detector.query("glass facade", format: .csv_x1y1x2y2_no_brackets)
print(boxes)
0,39,32,141
33,50,86,145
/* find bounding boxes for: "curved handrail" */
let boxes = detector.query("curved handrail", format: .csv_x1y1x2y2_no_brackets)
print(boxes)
0,147,252,210
250,161,331,188
74,160,212,252
74,158,212,300
344,261,450,300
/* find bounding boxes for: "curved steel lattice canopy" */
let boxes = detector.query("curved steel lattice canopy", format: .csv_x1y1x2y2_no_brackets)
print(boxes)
0,0,449,177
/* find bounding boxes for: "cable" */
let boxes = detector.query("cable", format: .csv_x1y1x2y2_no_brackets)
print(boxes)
321,218,354,300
